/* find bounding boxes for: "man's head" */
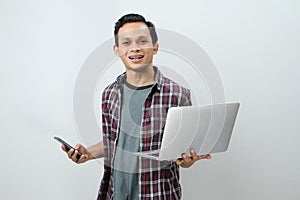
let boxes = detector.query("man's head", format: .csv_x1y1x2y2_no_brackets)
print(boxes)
113,14,159,72
114,13,158,47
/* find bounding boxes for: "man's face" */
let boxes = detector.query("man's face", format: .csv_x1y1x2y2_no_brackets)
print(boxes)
114,22,158,72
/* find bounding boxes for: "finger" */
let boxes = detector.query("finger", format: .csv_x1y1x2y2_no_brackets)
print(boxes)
74,144,81,150
204,154,212,159
175,159,184,166
71,150,80,162
77,154,88,163
67,148,75,159
198,154,212,160
190,149,200,161
182,153,191,162
74,152,89,164
61,144,67,152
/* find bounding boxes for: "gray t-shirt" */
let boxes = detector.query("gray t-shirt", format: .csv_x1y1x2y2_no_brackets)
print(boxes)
113,81,153,200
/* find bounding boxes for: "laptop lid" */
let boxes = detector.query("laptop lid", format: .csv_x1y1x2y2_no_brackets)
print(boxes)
155,102,240,160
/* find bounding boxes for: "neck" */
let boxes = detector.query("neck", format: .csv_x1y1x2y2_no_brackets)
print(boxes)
126,65,155,87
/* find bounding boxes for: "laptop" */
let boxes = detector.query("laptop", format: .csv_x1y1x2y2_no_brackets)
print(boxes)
134,102,240,161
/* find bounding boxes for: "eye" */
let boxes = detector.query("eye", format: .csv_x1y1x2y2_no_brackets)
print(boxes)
121,41,130,46
139,39,148,44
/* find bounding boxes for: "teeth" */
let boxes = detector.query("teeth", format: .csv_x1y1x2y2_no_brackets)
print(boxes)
129,55,143,59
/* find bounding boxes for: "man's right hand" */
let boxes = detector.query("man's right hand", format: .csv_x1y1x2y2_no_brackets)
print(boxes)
62,144,93,164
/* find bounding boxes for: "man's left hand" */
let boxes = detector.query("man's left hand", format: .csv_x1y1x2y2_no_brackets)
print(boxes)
175,149,212,168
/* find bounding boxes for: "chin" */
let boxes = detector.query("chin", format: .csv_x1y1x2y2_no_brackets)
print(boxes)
126,63,152,72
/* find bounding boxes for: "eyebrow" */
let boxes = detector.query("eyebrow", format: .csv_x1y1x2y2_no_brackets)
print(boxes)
120,37,131,41
137,35,148,40
119,34,149,41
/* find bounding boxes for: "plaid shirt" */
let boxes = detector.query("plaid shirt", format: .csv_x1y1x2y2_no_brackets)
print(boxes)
97,67,192,200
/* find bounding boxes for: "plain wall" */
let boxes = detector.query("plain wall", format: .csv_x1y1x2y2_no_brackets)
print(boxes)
1,0,299,199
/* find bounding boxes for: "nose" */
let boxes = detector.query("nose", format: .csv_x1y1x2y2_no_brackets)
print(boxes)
130,42,141,52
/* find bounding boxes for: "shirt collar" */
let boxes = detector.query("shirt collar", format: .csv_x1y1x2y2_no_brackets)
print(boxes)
115,66,164,90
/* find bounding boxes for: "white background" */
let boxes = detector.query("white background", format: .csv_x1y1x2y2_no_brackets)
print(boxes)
1,0,299,199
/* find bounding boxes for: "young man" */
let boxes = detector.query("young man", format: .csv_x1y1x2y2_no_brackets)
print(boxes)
63,14,211,200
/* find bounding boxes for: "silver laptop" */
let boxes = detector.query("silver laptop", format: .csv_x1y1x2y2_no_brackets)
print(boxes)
134,102,240,161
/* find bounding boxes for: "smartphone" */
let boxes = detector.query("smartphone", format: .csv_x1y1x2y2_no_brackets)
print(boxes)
54,136,82,159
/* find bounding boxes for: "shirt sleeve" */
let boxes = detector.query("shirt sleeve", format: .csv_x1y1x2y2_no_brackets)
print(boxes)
180,88,192,106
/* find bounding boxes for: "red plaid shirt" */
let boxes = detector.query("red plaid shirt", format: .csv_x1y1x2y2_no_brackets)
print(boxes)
98,67,192,200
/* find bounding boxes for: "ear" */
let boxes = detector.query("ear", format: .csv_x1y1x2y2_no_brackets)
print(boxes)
113,45,120,56
153,43,159,55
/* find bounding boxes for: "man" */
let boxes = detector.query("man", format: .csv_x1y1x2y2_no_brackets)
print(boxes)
62,13,211,200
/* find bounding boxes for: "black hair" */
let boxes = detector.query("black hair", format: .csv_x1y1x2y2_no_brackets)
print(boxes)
114,13,158,47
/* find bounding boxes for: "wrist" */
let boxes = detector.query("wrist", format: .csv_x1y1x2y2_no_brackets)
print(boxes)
85,151,95,161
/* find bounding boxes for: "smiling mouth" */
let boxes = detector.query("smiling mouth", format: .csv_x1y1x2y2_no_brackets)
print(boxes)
128,55,144,60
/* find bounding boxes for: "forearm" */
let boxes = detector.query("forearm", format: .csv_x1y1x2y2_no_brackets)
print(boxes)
87,141,104,160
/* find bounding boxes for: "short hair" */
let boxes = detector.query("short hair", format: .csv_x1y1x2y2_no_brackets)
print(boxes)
114,13,158,47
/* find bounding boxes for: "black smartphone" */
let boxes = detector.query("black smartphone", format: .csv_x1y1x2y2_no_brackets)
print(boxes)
54,136,82,159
